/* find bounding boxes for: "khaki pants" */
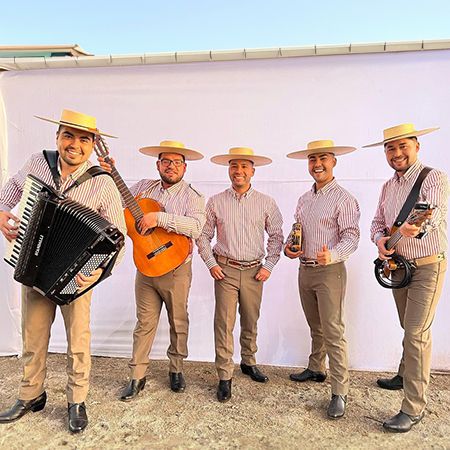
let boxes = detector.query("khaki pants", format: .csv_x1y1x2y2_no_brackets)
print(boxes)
214,262,264,380
392,259,447,416
129,261,192,379
20,286,93,404
298,262,349,396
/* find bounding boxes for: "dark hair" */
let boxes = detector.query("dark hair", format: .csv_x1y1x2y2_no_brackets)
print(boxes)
384,136,417,147
158,152,185,162
56,125,95,141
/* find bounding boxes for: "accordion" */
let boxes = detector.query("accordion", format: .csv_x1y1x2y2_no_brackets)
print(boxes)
4,174,124,305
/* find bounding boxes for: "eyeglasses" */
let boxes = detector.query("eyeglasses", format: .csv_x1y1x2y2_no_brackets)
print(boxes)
158,158,185,168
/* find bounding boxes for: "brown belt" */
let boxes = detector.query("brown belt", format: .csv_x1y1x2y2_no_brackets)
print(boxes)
215,255,261,270
410,253,445,267
299,258,320,267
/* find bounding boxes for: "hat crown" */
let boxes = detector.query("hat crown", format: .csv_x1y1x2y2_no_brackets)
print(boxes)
383,123,416,141
229,147,255,157
160,140,186,149
307,140,335,150
60,109,97,131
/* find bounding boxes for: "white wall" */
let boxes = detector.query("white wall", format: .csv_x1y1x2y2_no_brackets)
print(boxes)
0,49,449,371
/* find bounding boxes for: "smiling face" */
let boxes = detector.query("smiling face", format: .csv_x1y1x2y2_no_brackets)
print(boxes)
156,152,187,187
228,159,255,193
384,137,419,175
307,152,336,189
56,126,95,172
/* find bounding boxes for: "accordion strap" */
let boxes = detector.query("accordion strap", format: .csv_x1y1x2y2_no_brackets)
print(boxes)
63,166,112,195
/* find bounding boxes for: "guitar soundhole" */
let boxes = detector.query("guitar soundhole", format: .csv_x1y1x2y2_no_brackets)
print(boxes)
135,222,155,236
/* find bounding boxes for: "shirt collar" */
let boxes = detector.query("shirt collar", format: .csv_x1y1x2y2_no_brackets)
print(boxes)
227,186,254,199
159,179,185,195
311,177,337,194
393,159,423,182
57,158,92,181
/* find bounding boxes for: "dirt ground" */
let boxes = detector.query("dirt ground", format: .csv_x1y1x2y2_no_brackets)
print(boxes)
0,354,449,449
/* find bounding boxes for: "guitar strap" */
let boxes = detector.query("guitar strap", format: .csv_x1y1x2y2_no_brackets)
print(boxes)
392,166,432,228
43,150,111,195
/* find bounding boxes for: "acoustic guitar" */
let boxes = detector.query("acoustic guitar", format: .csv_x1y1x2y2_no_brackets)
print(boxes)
94,137,191,277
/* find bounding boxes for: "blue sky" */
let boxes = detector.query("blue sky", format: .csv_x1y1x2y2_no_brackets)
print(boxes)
1,0,450,55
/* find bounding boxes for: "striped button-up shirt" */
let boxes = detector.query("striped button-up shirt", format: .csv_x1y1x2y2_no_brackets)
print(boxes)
294,179,360,262
129,179,205,239
370,160,448,259
197,187,284,271
0,152,127,261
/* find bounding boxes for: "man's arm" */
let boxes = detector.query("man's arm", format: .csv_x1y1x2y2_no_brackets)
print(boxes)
262,198,284,272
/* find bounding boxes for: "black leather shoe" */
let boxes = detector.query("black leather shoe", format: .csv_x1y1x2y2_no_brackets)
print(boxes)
0,391,46,423
240,363,268,383
377,374,403,390
68,402,88,433
290,368,327,383
169,372,186,393
383,411,424,433
327,394,347,419
120,377,146,401
217,380,232,402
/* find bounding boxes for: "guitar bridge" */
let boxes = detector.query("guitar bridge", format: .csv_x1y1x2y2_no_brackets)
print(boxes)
147,241,173,259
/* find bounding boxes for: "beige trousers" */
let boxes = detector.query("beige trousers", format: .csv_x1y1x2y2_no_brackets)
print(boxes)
214,262,264,380
20,286,93,403
129,261,192,379
298,262,349,396
392,259,447,416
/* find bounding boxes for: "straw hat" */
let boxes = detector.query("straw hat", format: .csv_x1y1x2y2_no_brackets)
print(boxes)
287,140,356,160
35,109,116,138
363,123,439,148
211,147,272,166
139,140,203,160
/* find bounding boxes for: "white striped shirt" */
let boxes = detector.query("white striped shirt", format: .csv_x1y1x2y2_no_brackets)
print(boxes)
129,179,205,239
370,160,448,259
0,152,127,261
197,187,284,271
294,179,360,262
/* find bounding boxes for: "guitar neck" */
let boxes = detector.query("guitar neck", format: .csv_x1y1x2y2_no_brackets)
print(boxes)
386,229,402,250
104,156,143,222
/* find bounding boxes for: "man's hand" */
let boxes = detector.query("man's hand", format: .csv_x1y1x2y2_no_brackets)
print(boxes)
0,211,20,242
317,245,331,266
399,222,421,238
210,265,225,280
255,267,271,282
75,268,103,291
284,243,303,259
97,156,115,173
139,212,158,234
376,236,395,260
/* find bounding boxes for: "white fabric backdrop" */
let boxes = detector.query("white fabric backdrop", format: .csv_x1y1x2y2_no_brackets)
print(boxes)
0,49,449,371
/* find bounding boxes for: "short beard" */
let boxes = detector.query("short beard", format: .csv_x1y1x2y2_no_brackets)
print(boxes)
160,173,182,185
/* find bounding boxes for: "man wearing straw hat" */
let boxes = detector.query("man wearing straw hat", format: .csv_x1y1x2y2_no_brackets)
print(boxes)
365,124,448,432
197,147,283,402
0,109,126,433
284,140,360,419
99,140,206,400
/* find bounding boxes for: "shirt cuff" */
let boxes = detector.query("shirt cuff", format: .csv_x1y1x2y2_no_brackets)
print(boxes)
205,257,218,270
262,261,275,272
157,211,169,229
373,232,384,245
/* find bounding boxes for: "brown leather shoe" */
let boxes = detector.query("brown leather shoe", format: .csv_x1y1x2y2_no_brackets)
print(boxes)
327,394,347,419
0,392,47,423
217,379,232,402
377,374,403,390
290,368,327,383
240,363,268,383
383,411,424,432
120,377,146,401
68,402,88,433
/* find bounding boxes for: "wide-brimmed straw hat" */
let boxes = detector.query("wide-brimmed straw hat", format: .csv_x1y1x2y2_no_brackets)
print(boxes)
35,109,116,138
363,123,439,148
139,140,203,160
211,147,272,166
287,140,356,160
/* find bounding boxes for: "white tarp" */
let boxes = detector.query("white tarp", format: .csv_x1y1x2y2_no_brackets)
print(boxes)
0,49,449,371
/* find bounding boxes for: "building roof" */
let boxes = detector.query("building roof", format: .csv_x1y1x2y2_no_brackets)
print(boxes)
1,39,449,72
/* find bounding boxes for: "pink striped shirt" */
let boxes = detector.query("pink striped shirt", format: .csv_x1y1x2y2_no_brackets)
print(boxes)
129,179,205,239
370,160,448,259
0,152,127,261
294,179,360,262
197,187,284,271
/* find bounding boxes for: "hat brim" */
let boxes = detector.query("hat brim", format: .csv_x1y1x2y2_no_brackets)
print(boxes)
34,115,117,138
210,154,272,166
139,145,203,160
287,146,356,160
363,127,439,148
